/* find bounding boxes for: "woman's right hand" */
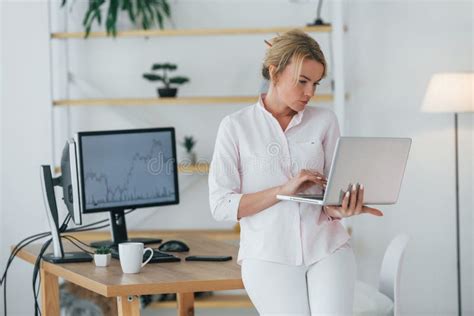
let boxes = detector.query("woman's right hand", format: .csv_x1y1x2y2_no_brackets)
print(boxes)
278,169,327,196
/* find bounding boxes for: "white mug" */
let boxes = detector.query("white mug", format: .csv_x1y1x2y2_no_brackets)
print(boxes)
118,242,153,274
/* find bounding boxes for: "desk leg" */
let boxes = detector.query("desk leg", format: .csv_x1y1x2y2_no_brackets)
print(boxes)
117,296,141,316
177,292,194,316
40,269,59,316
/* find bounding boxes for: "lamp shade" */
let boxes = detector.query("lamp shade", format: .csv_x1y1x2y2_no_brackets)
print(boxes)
422,72,473,113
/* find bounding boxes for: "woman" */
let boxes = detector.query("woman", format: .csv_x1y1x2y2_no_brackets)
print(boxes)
209,29,383,315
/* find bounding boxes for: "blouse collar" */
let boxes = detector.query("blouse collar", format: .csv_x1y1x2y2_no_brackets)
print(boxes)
257,93,306,129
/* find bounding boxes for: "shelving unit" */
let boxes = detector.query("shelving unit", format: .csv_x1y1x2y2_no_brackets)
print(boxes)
48,19,345,174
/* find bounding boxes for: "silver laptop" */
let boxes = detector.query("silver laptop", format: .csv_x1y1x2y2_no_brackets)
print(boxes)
276,137,411,206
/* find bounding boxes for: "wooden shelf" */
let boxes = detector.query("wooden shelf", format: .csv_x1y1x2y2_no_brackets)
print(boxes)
53,94,334,107
51,26,332,39
178,163,209,174
54,163,209,175
148,294,253,309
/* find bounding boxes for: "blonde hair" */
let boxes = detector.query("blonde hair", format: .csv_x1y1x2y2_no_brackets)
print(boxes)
262,29,327,85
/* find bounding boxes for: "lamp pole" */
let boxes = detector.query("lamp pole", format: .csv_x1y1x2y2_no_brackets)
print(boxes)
454,113,462,316
422,73,472,316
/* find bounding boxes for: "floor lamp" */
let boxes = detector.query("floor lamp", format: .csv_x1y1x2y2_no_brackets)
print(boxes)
422,72,473,316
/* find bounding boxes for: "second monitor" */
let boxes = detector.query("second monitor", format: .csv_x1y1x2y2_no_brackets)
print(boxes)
76,127,179,248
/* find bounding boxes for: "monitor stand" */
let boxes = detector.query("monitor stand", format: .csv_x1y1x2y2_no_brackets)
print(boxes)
89,210,162,248
40,165,92,263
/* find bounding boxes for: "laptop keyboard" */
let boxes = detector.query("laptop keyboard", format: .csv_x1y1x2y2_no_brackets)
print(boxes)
110,247,181,263
296,194,324,199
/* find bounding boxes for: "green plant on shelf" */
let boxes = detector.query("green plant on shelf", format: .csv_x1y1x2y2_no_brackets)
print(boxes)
95,246,111,255
143,63,190,97
61,0,171,38
181,136,196,153
143,63,190,89
180,136,197,165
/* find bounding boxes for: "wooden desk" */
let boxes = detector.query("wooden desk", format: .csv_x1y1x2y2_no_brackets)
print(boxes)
16,232,243,316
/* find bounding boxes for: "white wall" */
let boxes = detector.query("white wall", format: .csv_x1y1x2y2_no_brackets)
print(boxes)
345,1,473,315
0,1,4,314
1,0,473,315
1,1,53,315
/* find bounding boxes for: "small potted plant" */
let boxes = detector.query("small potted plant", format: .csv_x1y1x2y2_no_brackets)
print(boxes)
143,63,190,97
180,136,197,165
94,247,111,267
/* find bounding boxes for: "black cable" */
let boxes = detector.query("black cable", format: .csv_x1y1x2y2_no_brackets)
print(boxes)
66,223,110,233
66,219,110,232
35,272,41,303
32,238,52,316
2,232,50,293
1,232,50,284
65,208,136,233
2,233,50,284
2,212,70,285
8,233,49,263
62,236,94,255
34,216,72,311
60,214,71,232
2,208,136,315
2,232,50,316
2,214,70,316
31,215,71,315
62,234,94,249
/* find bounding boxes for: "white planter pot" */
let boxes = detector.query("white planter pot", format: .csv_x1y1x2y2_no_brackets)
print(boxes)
94,253,111,267
182,151,197,165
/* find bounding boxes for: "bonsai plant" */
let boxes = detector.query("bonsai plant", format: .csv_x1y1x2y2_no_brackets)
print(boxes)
180,136,197,164
61,0,172,38
143,63,190,98
94,246,111,267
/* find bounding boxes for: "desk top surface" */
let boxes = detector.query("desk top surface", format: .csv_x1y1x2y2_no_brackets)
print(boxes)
16,232,243,297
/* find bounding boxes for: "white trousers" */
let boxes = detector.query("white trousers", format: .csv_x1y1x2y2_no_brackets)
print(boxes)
241,246,356,316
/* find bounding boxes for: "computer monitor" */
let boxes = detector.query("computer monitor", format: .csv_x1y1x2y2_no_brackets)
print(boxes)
60,139,82,225
40,165,93,263
75,127,180,248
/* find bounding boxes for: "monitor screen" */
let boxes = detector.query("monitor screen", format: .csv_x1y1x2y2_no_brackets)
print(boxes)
77,128,179,213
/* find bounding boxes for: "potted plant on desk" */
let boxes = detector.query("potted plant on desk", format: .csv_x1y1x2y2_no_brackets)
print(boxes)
94,247,111,267
180,136,197,165
143,62,190,97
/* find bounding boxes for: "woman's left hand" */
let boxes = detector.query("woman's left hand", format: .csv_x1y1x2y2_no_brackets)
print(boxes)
323,184,383,219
